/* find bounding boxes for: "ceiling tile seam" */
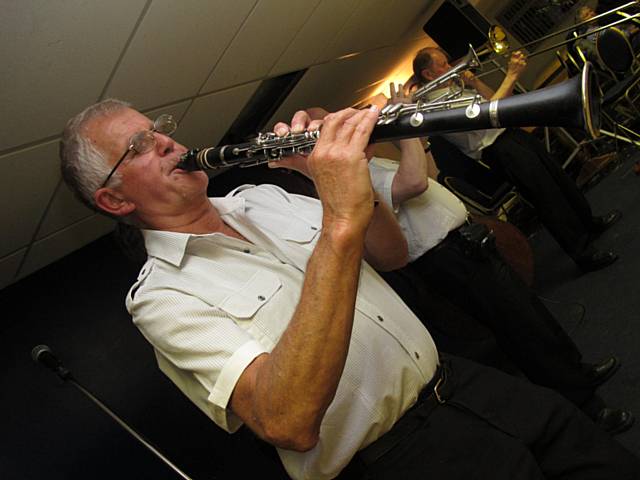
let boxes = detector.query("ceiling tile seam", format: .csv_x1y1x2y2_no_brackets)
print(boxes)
311,0,366,65
265,0,323,78
194,0,261,98
13,207,109,281
13,178,65,281
0,134,61,158
137,77,266,125
97,0,154,102
1,245,27,261
177,0,262,126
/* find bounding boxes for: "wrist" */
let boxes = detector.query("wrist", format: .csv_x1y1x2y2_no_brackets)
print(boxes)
320,220,367,253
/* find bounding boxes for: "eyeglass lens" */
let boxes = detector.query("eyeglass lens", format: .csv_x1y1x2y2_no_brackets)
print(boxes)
130,114,177,154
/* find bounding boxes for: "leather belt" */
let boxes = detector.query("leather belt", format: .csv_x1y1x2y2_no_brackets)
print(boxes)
356,359,453,466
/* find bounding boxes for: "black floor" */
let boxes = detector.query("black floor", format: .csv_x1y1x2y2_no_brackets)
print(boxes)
531,145,640,456
2,148,640,479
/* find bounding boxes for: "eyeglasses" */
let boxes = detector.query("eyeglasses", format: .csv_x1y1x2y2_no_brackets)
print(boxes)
100,113,178,188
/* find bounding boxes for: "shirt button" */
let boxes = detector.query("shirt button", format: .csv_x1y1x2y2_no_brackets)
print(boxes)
257,295,266,301
377,315,384,322
414,351,420,360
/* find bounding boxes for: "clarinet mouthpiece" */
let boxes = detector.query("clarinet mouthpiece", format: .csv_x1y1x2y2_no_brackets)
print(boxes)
177,149,200,171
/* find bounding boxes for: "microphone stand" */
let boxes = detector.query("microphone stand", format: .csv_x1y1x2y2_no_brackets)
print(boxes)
32,345,194,480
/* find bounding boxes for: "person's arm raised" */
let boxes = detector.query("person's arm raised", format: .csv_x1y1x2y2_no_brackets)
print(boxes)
462,50,527,101
230,107,381,451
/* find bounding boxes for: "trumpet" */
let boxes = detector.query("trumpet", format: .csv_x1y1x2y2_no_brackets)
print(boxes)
177,63,599,172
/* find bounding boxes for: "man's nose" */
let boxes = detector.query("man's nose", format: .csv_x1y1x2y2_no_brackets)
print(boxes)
154,132,174,156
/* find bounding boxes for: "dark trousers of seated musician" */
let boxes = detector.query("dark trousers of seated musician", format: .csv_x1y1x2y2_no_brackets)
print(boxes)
382,222,603,412
342,355,640,480
481,129,597,262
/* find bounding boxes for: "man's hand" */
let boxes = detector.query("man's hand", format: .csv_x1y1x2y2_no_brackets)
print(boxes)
270,110,323,178
389,82,412,105
506,50,527,79
308,107,379,236
461,70,479,89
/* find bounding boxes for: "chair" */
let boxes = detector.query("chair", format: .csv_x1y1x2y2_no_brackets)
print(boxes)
596,26,639,77
429,136,522,218
595,27,640,148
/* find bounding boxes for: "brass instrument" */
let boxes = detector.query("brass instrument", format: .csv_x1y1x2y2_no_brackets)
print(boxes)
480,1,640,67
410,46,481,105
177,62,600,172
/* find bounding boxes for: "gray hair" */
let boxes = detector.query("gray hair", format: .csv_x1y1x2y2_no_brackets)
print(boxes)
59,98,131,216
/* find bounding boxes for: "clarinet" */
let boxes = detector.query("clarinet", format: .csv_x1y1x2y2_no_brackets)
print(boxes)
177,63,599,172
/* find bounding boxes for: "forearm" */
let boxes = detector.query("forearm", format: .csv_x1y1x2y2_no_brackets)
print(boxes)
391,138,429,205
491,74,519,100
468,77,495,101
253,225,365,449
363,197,408,271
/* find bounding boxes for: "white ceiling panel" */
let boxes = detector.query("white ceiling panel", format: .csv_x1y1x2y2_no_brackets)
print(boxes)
201,0,321,93
177,82,261,152
0,249,26,291
105,0,258,111
36,181,94,241
269,0,363,77
267,41,420,129
314,0,399,63
18,214,115,281
316,0,431,64
0,140,64,258
400,0,444,42
0,0,147,152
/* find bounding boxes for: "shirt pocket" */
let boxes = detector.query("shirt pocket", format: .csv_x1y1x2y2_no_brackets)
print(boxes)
217,270,282,319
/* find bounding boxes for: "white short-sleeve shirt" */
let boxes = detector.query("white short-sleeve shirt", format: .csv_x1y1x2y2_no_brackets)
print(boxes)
126,184,439,480
425,86,505,159
369,157,468,261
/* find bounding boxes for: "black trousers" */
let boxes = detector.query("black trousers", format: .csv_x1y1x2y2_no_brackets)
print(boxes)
346,356,640,480
397,228,600,408
481,129,596,260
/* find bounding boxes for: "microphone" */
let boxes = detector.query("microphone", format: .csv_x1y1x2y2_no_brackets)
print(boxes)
31,344,71,380
31,345,193,479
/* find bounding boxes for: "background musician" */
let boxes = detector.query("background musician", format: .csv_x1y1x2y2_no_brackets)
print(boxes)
412,47,622,273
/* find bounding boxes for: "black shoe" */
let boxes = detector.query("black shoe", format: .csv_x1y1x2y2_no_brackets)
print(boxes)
591,210,622,234
588,356,621,387
595,408,635,435
576,250,619,273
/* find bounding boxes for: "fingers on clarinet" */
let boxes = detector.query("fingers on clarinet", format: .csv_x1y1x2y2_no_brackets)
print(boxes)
291,110,312,133
349,106,378,150
308,119,323,132
274,122,290,137
319,108,358,142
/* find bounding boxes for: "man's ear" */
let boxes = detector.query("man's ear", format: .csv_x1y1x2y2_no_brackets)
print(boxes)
421,68,435,82
94,187,136,218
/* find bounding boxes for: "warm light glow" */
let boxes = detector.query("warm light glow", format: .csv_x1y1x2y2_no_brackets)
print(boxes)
368,62,416,99
363,38,437,104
